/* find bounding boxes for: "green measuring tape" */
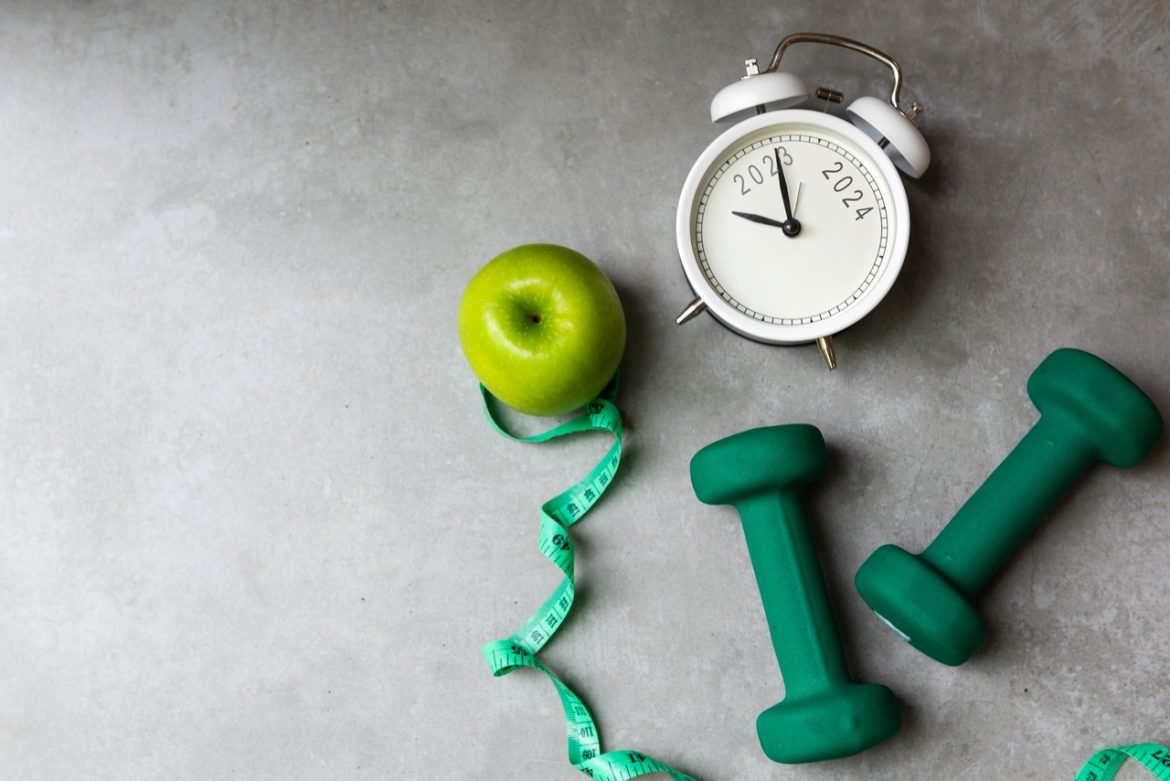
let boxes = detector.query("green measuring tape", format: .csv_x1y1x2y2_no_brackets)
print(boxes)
1076,744,1170,780
479,381,696,780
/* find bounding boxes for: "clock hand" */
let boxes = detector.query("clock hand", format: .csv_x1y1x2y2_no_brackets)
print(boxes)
775,147,801,237
732,210,788,229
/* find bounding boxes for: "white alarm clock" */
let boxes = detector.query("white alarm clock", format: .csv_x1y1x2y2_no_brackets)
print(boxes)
675,32,930,369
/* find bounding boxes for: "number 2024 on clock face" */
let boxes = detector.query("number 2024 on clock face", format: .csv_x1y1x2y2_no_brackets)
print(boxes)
677,110,911,349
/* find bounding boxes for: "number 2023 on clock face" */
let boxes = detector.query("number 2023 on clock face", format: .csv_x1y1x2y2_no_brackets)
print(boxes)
678,110,910,350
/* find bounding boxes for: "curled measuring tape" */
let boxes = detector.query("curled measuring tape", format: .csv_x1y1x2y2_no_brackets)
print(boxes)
478,381,697,780
1075,744,1170,780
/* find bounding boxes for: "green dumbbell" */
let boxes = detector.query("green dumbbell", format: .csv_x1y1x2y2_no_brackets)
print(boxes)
855,348,1163,666
691,424,901,764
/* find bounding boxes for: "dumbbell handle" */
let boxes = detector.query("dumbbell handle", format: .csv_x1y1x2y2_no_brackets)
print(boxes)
738,493,851,699
921,417,1096,597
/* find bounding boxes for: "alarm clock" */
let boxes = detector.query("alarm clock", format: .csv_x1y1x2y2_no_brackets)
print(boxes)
675,32,930,369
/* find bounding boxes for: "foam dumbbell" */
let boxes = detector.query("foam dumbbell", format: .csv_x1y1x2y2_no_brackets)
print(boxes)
691,424,901,764
855,348,1163,666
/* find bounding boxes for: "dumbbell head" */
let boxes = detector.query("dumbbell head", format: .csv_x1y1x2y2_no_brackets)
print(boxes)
853,545,987,666
691,424,827,506
1027,348,1163,468
757,681,901,764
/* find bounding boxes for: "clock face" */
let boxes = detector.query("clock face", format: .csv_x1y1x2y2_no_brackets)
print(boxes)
678,110,910,343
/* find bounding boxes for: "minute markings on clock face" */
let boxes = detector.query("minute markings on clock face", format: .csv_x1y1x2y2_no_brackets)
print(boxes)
694,130,893,325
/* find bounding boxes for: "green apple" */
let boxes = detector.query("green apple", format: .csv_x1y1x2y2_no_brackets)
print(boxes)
458,244,626,416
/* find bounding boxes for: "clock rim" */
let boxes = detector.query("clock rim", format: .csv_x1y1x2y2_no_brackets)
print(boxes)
675,108,912,344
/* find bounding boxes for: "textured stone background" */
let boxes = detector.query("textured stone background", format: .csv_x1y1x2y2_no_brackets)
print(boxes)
2,1,1167,778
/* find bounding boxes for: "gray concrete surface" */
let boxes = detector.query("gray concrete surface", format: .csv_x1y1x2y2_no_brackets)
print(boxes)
2,1,1168,778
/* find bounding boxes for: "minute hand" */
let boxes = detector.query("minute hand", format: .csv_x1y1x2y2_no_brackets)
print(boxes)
775,147,801,237
732,210,788,229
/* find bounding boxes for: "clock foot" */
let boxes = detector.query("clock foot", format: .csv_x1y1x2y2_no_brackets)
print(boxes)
676,297,708,325
817,336,838,370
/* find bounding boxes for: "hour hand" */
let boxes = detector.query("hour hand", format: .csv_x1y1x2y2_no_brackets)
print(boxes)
732,210,788,229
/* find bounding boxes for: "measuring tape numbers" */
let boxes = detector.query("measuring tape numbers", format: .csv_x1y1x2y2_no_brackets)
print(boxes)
1075,744,1170,781
478,382,697,780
